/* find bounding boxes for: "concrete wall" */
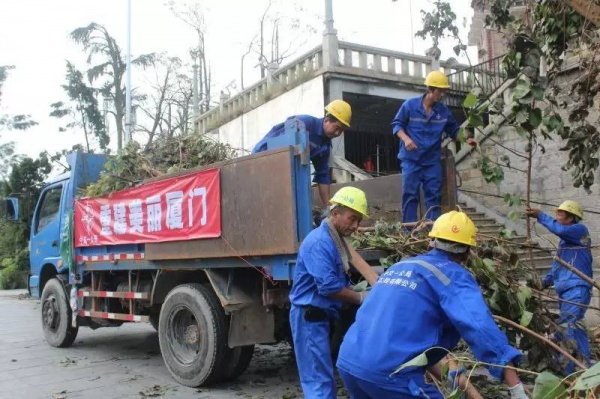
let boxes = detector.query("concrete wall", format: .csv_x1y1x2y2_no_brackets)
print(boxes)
468,4,526,61
456,123,600,262
207,76,325,156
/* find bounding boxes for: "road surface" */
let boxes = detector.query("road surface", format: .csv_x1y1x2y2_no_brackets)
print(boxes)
0,290,319,399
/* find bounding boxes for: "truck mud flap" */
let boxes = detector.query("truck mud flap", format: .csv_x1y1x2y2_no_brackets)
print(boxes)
228,303,275,347
204,268,276,346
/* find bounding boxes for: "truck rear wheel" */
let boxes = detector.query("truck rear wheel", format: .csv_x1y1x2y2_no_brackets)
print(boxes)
40,278,78,348
158,284,230,387
224,345,255,380
149,312,159,331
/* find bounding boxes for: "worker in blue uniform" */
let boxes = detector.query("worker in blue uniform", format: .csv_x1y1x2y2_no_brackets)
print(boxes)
253,100,352,214
391,71,476,224
526,200,593,374
289,186,379,399
336,211,528,399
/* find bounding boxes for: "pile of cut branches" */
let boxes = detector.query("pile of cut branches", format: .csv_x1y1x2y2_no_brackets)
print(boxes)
353,220,584,375
84,133,235,197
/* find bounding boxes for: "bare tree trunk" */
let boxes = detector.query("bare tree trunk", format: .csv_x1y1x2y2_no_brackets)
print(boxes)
526,132,534,270
81,111,91,152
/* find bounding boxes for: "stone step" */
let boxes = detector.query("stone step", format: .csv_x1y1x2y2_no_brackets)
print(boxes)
477,228,504,235
469,217,497,224
462,211,486,218
515,248,553,260
520,256,555,271
475,223,504,229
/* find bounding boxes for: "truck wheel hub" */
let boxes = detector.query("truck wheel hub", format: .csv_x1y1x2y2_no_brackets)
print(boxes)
183,325,199,344
43,297,58,329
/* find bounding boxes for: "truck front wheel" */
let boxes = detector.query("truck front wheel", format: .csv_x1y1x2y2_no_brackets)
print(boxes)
158,284,230,387
40,278,78,347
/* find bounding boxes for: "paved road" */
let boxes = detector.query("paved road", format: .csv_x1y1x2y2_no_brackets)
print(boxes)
0,290,306,399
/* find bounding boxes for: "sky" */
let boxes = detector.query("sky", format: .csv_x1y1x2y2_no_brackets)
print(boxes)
0,0,475,159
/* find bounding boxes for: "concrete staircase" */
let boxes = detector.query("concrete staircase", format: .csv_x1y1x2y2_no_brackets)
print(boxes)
459,201,555,276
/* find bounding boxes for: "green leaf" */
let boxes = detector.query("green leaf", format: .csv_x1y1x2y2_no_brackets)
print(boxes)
532,86,545,100
513,79,531,99
463,93,478,108
353,280,369,292
572,361,600,390
468,114,484,128
520,310,533,327
456,128,466,143
447,389,463,399
515,111,528,124
532,371,566,399
517,286,532,308
529,108,542,128
392,352,428,375
483,258,496,272
508,210,521,221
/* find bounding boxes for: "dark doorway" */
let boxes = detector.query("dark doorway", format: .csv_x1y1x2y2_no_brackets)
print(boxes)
342,92,467,176
343,93,402,176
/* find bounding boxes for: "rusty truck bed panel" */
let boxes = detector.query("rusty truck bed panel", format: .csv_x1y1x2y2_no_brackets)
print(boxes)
145,147,299,260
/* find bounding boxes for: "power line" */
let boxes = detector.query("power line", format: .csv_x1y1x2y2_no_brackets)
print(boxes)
459,188,600,216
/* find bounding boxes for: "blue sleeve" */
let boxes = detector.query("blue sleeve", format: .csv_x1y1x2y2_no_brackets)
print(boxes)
439,271,521,380
302,240,345,296
252,122,285,153
444,110,461,141
312,153,331,184
391,103,410,135
537,213,587,244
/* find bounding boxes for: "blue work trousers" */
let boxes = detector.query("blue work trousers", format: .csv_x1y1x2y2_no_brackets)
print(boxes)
338,369,443,399
555,286,592,374
290,305,336,399
401,160,442,224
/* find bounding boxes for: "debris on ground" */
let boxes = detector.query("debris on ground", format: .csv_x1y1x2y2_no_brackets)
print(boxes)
51,390,68,399
139,384,168,397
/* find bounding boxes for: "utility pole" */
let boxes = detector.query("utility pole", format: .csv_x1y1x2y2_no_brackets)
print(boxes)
322,0,339,69
409,0,415,54
125,0,133,146
192,64,199,131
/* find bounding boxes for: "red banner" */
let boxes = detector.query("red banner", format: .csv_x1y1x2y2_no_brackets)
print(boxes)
74,168,221,247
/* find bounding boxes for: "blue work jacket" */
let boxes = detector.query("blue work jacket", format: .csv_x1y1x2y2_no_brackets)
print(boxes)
391,95,460,165
252,115,332,184
538,213,593,294
289,221,349,319
337,249,521,384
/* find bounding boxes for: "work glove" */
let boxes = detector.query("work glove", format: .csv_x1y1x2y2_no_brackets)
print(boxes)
508,383,529,399
448,367,465,390
358,290,369,305
447,367,465,398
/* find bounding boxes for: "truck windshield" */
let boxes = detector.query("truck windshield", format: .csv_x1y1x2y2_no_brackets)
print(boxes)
35,186,63,234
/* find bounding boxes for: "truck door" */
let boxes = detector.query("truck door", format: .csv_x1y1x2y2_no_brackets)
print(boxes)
29,183,65,296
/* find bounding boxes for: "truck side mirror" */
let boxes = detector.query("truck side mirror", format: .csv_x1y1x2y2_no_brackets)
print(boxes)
2,197,19,221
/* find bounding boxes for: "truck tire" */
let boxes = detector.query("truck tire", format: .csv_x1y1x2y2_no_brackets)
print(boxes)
158,284,230,387
40,278,78,348
149,312,159,331
224,345,255,380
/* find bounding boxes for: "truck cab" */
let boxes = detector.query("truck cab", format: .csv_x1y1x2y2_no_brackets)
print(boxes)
27,153,108,298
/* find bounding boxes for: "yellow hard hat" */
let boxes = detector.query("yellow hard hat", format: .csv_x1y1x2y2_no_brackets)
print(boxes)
424,71,451,89
329,186,368,217
429,211,477,247
557,200,583,219
324,100,352,128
